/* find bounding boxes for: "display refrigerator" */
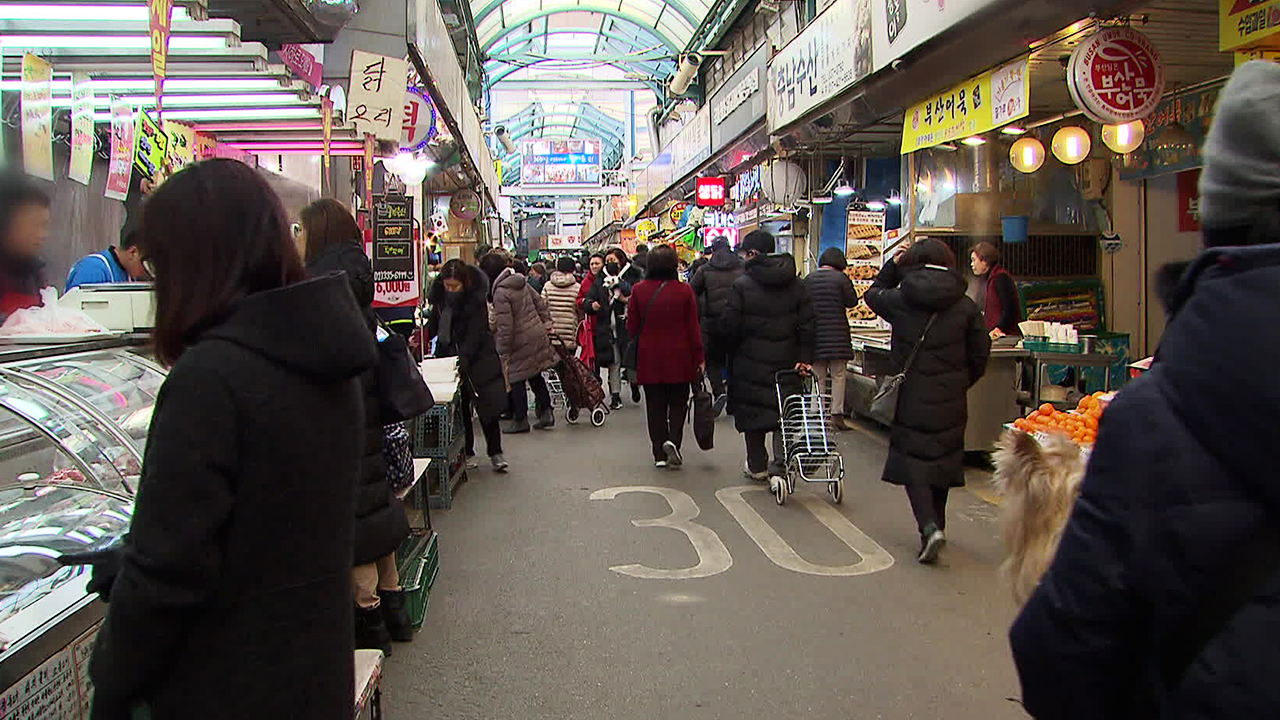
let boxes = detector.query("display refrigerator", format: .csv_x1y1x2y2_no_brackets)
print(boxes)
0,339,162,718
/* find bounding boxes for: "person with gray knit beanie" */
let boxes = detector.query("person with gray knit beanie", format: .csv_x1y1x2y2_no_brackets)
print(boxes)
1198,60,1280,246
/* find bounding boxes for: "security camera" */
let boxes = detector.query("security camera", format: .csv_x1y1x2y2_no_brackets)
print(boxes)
669,54,701,96
494,126,517,155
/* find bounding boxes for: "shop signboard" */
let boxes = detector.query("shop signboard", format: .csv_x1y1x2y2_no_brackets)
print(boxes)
133,109,169,180
1118,82,1221,181
635,218,659,242
667,201,690,228
872,0,996,72
1220,0,1280,52
1177,169,1202,233
1068,28,1164,125
669,105,712,180
194,131,216,161
696,177,727,207
104,98,135,201
371,194,418,307
1236,48,1280,64
164,119,195,173
711,45,768,151
280,43,323,87
348,50,409,142
545,234,582,250
767,0,873,132
901,56,1029,154
401,87,437,152
20,53,53,182
701,226,739,247
69,72,94,186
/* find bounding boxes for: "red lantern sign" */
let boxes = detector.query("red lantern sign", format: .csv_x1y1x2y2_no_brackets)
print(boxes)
1068,27,1165,125
696,176,727,207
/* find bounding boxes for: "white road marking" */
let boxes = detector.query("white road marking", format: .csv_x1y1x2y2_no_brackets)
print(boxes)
589,486,733,580
715,486,896,577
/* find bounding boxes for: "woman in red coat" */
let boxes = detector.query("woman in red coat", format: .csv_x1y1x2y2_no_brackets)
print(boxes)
626,244,705,468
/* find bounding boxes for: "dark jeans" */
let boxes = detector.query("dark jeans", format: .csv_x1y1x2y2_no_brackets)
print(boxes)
644,383,690,461
460,383,502,457
744,428,786,475
704,337,728,397
905,484,951,534
508,374,552,421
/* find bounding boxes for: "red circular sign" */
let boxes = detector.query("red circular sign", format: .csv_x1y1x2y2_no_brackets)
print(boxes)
1069,28,1164,125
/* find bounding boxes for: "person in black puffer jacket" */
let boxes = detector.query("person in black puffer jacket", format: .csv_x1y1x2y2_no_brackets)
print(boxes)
581,253,628,408
722,230,813,488
1010,61,1280,720
804,247,857,429
301,199,412,654
690,238,744,403
865,239,989,564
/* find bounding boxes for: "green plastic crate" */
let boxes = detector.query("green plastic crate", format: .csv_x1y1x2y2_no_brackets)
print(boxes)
401,532,439,630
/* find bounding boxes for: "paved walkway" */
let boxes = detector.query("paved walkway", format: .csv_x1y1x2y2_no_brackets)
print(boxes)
383,400,1024,720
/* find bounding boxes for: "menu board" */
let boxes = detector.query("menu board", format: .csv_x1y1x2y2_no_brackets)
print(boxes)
370,195,418,308
0,626,98,720
845,210,886,328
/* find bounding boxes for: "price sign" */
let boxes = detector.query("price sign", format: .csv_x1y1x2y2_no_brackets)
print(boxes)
133,109,169,180
371,194,419,307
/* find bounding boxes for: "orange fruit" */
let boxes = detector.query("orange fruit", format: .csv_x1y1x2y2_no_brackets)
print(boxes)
1040,403,1055,414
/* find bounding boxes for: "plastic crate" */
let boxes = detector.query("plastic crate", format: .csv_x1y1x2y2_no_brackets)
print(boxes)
411,401,464,458
400,532,439,629
427,452,467,509
1023,337,1083,354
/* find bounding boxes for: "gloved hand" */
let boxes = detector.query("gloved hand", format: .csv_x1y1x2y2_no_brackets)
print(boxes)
59,545,122,602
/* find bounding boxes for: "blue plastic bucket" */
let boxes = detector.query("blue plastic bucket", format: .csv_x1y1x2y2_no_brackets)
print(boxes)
1001,215,1030,243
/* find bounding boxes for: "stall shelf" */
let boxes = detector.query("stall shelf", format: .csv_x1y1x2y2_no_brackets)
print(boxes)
415,358,468,510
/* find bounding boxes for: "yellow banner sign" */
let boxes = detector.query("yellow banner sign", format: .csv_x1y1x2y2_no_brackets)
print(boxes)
901,57,1029,155
1221,0,1280,52
1236,48,1280,64
20,54,53,182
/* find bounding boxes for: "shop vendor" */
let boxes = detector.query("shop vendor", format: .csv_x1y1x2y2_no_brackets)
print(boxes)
970,241,1022,340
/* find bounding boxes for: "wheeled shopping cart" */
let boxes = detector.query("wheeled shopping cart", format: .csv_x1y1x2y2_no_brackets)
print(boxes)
547,337,609,427
773,369,845,506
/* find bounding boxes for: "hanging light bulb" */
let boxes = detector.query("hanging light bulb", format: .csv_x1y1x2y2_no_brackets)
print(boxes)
1052,126,1092,165
1101,120,1146,154
1010,137,1046,173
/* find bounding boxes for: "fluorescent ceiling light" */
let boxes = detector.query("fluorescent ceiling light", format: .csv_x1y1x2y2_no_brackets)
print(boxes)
91,106,321,123
1001,126,1027,136
0,35,226,50
0,5,193,21
0,78,285,93
52,93,305,109
865,201,887,211
961,136,987,146
833,183,855,197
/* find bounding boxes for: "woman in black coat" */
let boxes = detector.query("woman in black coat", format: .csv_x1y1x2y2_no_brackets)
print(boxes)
803,247,857,427
301,199,412,653
690,238,744,402
85,160,378,720
427,259,509,471
581,253,627,407
865,239,990,564
606,247,642,403
721,231,814,489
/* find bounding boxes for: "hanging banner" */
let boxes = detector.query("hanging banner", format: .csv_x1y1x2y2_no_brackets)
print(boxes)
1068,27,1164,125
20,53,53,182
69,72,95,186
279,43,323,87
348,50,409,141
1220,0,1280,52
149,0,174,118
194,131,217,161
322,97,333,193
901,56,1029,154
363,134,375,211
163,120,195,173
767,0,873,132
133,110,169,180
105,99,135,201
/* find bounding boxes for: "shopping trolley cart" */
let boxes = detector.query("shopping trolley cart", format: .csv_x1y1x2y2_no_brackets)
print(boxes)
548,337,609,427
773,369,845,506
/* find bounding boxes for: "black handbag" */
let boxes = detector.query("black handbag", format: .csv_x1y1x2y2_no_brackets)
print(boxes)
690,370,715,451
870,314,936,423
623,281,668,384
377,327,435,423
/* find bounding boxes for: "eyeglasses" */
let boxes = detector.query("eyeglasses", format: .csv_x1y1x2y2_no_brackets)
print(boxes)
142,259,157,279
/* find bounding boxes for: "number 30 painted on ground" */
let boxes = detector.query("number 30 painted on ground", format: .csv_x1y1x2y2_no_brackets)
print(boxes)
589,485,894,579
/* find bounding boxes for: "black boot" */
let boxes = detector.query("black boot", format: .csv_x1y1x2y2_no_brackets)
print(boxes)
379,589,415,642
355,604,393,655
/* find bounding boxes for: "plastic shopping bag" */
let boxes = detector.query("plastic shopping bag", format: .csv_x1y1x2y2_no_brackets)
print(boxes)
0,288,112,337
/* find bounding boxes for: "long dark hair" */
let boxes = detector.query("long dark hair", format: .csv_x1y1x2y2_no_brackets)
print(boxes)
142,159,306,366
300,198,362,263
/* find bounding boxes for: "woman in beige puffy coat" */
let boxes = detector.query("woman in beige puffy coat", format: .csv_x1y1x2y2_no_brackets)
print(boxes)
481,252,558,433
542,255,581,351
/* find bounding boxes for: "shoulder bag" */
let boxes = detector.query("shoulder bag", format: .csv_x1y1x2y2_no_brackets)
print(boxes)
376,324,436,423
870,314,936,423
622,281,668,385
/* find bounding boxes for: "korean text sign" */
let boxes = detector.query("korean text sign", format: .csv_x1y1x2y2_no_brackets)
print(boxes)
370,195,419,308
20,53,53,182
104,99,135,201
70,73,95,185
767,0,873,132
348,50,408,141
1220,0,1280,52
901,57,1029,154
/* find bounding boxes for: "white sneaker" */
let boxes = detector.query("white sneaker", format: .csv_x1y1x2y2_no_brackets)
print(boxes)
490,454,509,473
742,462,767,482
663,441,683,467
654,460,668,469
466,456,480,469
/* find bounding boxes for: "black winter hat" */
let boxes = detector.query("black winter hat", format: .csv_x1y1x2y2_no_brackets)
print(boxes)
740,229,776,255
819,247,847,270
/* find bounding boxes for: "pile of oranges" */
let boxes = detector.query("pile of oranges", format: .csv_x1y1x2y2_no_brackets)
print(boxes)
1012,392,1109,446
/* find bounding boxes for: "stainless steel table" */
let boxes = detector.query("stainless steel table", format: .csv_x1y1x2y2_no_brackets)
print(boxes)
1028,351,1119,407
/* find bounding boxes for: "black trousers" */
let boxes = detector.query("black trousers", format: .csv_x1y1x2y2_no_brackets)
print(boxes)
905,484,951,534
644,383,689,461
508,374,552,421
460,383,502,457
704,337,728,397
744,428,786,475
